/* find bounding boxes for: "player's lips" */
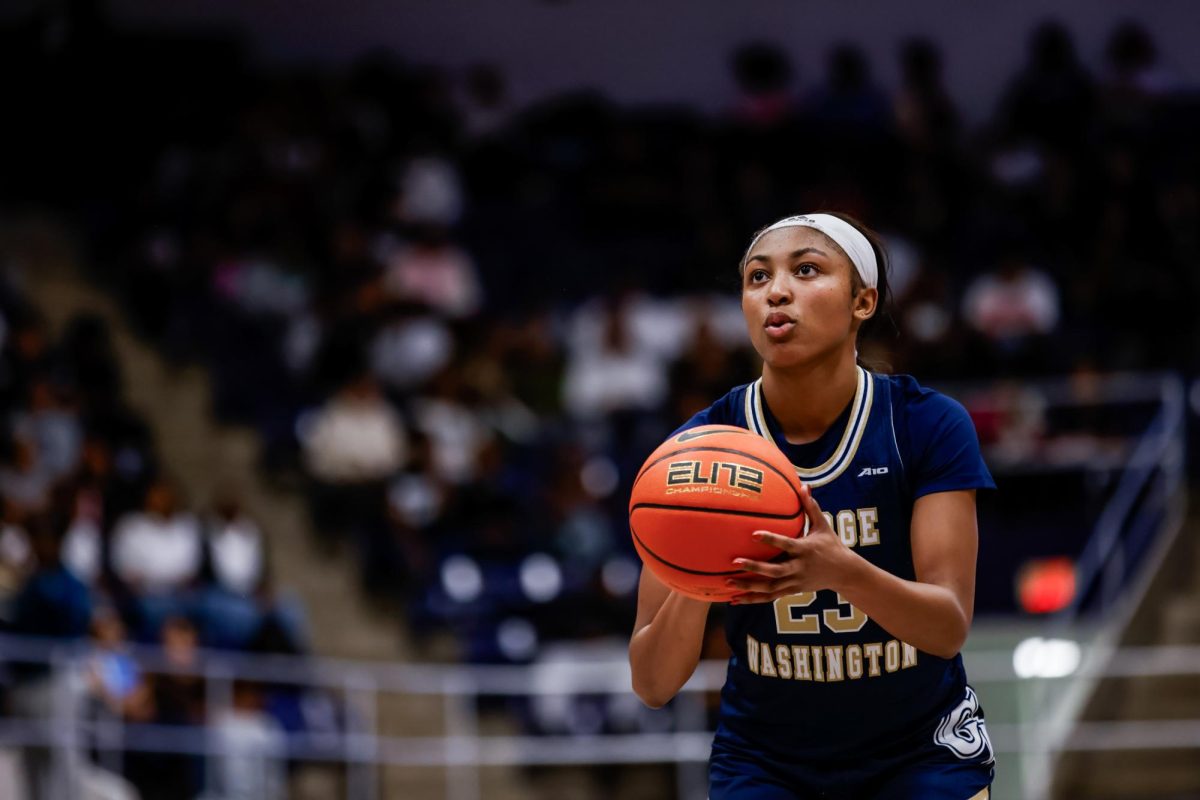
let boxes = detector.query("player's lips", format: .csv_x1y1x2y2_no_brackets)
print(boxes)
763,312,796,339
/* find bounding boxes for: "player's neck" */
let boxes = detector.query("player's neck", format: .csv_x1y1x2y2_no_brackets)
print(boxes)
760,349,859,446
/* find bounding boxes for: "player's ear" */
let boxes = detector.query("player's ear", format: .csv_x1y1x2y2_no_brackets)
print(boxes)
852,286,878,321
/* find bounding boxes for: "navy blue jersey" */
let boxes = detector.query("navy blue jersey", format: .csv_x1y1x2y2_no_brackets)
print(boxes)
676,367,995,763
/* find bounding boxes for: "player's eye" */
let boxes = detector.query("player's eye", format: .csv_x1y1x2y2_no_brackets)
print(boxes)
794,263,819,277
749,269,769,282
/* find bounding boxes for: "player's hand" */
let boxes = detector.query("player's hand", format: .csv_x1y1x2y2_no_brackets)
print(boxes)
724,482,854,604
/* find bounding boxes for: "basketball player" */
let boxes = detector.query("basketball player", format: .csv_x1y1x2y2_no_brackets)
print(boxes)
629,213,995,799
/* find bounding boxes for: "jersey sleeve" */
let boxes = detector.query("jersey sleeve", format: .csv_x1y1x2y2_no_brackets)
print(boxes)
905,390,996,500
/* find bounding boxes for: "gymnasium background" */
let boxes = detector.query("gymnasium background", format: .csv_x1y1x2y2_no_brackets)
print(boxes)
0,1,1197,798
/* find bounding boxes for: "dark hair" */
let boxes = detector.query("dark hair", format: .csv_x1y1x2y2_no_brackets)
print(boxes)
821,211,892,349
739,211,895,369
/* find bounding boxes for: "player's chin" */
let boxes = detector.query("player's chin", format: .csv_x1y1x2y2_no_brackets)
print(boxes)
757,340,811,369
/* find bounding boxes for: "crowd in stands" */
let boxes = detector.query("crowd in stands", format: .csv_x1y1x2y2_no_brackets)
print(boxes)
0,269,324,798
2,6,1197,727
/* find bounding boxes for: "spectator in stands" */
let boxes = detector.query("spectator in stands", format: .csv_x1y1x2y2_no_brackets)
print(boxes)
59,435,132,589
369,305,454,393
386,430,444,591
809,43,892,134
10,517,134,800
1101,20,1177,128
207,680,287,800
85,604,151,721
894,37,960,154
503,311,566,417
729,42,796,128
0,434,53,514
562,295,669,420
125,614,205,800
962,249,1061,373
110,477,202,636
995,21,1096,150
302,371,406,596
410,365,492,484
197,488,280,649
10,509,92,641
0,501,34,604
61,481,104,587
206,490,266,597
302,372,407,486
16,378,82,480
459,63,514,140
381,224,483,318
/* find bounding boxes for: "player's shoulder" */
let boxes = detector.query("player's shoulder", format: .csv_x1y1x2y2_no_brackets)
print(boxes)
879,372,975,444
882,372,969,420
879,371,994,493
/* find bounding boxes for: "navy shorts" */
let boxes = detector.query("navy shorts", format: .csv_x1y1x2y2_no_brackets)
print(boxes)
709,688,994,800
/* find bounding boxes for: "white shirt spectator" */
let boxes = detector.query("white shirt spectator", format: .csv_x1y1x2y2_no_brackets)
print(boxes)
111,511,202,593
397,157,464,227
370,315,453,391
208,517,265,596
562,294,673,419
383,243,482,319
962,266,1060,341
302,391,408,484
62,517,102,586
410,396,491,484
562,348,668,420
209,705,287,800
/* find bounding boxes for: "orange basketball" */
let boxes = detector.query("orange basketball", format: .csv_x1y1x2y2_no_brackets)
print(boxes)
629,424,806,601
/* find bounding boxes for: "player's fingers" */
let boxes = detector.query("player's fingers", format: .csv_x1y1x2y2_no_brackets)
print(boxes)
725,576,774,592
750,530,805,552
728,592,773,605
724,578,811,604
731,557,788,577
798,484,832,534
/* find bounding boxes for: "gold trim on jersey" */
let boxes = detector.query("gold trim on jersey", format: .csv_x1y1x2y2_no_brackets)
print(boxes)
743,366,874,488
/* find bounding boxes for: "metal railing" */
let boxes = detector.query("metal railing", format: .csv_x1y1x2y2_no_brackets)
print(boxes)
4,636,1200,799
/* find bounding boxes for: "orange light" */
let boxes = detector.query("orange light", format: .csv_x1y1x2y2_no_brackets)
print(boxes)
1017,557,1077,614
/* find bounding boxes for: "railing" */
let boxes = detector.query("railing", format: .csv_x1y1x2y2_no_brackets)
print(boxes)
1009,373,1188,799
4,636,1200,799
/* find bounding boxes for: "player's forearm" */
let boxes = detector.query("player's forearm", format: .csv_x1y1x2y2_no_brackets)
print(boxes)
629,593,711,708
836,556,970,659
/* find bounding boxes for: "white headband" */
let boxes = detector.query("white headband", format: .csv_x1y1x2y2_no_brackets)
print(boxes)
743,213,879,289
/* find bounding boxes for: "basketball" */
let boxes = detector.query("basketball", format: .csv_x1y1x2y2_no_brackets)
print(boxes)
629,424,807,601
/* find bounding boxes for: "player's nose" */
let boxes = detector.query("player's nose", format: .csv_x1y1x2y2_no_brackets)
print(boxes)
767,276,792,306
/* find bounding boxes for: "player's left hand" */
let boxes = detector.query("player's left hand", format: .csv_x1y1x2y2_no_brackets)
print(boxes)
725,482,856,604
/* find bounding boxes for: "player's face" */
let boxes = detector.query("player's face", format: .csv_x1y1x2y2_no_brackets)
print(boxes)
740,227,874,369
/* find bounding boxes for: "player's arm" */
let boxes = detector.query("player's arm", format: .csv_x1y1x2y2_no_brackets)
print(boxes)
727,484,978,659
629,569,711,708
833,488,978,658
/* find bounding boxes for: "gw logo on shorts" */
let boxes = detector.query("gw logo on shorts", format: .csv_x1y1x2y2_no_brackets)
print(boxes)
666,461,764,493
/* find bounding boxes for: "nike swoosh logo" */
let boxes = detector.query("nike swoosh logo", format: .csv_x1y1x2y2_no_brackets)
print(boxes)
675,428,745,442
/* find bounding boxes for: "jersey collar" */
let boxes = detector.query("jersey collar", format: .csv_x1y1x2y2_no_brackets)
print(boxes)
744,365,874,488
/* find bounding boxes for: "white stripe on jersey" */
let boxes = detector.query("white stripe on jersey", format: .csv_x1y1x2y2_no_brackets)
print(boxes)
746,367,874,487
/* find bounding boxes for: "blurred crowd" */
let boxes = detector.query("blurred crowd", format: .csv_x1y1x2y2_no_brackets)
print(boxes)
0,269,329,799
3,11,1198,672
